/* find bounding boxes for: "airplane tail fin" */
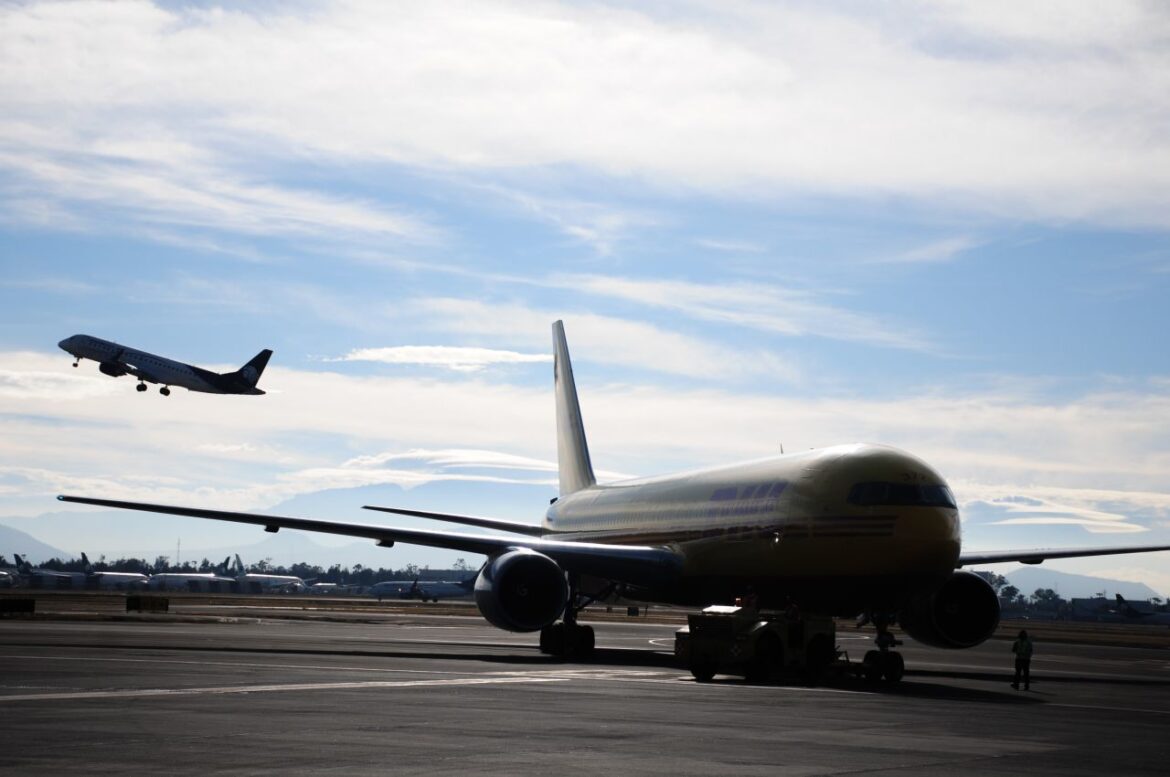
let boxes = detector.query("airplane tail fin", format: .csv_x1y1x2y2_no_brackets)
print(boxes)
81,552,93,573
552,321,596,496
234,349,272,389
14,554,31,574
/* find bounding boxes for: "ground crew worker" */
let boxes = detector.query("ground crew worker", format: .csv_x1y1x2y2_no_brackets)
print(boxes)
1011,629,1034,690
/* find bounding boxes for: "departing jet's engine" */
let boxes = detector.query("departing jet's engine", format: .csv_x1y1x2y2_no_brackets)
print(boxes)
98,362,126,377
474,548,568,632
898,570,1000,649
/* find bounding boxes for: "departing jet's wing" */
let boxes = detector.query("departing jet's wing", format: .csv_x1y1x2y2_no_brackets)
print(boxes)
958,544,1170,567
362,505,545,537
58,496,681,586
121,361,160,384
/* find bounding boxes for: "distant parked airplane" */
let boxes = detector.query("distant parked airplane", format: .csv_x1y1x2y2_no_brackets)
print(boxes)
231,555,307,593
13,554,85,589
367,577,474,602
58,334,271,396
1114,594,1170,625
80,552,149,590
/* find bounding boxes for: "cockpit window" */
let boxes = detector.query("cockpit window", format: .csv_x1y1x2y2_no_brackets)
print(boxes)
848,482,957,509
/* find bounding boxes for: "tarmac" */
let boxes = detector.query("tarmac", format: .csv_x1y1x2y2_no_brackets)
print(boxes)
1,600,1168,776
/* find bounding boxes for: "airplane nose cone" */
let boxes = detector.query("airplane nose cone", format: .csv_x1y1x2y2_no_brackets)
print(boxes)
58,337,73,350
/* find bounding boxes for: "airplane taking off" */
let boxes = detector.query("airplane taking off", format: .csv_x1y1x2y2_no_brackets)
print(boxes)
59,321,1170,670
58,334,272,396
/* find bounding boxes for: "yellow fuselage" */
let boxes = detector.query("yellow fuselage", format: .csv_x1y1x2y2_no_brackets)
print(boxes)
545,444,960,609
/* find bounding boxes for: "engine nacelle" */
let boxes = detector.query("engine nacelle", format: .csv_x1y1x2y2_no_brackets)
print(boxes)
98,362,127,377
898,570,1000,649
474,548,568,632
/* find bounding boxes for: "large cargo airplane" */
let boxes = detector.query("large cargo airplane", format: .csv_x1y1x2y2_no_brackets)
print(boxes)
59,321,1170,666
58,334,272,396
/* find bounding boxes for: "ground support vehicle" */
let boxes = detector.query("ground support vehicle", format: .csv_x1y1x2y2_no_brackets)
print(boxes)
675,605,905,684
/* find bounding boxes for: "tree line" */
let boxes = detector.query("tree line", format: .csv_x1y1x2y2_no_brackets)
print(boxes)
0,553,477,587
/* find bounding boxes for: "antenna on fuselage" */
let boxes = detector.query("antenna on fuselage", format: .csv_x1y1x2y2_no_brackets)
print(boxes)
552,320,596,496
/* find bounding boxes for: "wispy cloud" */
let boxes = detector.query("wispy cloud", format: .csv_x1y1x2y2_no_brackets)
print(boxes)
2,1,1167,232
884,235,982,264
332,346,550,373
402,298,804,383
554,274,932,351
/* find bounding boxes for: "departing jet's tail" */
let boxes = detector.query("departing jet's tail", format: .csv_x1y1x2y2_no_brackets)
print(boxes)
13,554,31,574
552,321,596,496
219,349,272,395
238,349,272,387
81,552,93,573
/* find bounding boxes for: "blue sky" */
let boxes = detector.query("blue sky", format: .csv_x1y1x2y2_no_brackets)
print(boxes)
2,1,1169,592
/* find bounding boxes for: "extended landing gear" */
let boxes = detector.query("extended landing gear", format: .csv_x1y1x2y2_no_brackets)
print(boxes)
136,382,147,393
539,621,595,658
538,574,606,659
160,386,171,396
862,614,904,683
72,360,79,368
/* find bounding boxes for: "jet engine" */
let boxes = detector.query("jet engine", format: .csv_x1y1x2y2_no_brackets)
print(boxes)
898,570,1000,649
474,548,568,632
98,362,126,377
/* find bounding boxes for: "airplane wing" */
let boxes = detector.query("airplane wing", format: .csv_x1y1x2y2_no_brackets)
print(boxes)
57,496,681,587
122,362,160,384
362,505,545,537
958,544,1170,567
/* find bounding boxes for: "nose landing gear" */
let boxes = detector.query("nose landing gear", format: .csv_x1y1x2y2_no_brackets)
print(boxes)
136,382,147,393
861,613,904,682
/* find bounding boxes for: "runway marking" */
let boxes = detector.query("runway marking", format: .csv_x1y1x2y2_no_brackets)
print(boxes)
1049,701,1170,717
1,654,500,676
0,676,567,703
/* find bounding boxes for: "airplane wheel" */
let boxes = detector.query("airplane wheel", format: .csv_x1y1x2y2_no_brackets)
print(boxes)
160,387,171,396
862,650,883,682
882,652,905,683
571,624,595,657
136,383,147,392
539,623,565,655
690,658,717,682
746,632,781,683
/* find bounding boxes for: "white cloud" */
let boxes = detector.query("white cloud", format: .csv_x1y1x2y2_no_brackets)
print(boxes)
402,298,804,382
333,346,551,372
346,448,557,473
554,274,931,351
989,517,1147,535
0,360,121,400
886,236,981,264
0,138,436,244
1,1,1167,233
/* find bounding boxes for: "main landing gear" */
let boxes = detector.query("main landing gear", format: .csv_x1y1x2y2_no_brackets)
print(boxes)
861,613,904,683
136,382,147,393
538,575,610,659
160,386,171,396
